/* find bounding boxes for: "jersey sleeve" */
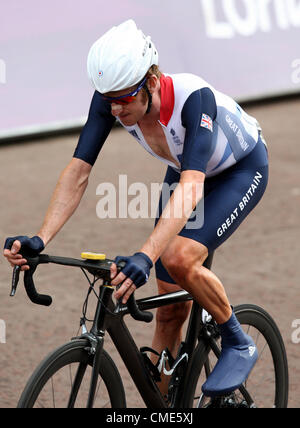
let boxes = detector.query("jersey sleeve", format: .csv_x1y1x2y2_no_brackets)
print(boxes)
73,91,116,166
181,87,217,174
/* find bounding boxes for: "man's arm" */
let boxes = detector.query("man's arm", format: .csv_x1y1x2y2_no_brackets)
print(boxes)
40,91,114,243
112,169,204,301
139,170,205,262
3,158,92,270
4,91,115,270
37,158,92,246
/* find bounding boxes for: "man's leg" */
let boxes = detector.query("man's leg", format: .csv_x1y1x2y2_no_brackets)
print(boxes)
159,237,232,324
151,279,192,396
152,280,193,358
151,237,232,396
153,236,257,398
151,144,268,397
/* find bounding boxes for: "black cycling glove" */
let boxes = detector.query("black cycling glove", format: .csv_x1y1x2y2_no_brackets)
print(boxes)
4,235,45,257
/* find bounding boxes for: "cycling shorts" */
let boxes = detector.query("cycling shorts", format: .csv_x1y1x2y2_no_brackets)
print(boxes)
155,136,269,284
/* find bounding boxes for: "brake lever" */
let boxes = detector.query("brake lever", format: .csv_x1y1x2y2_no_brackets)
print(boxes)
114,261,153,323
9,253,39,298
10,256,52,306
10,265,21,297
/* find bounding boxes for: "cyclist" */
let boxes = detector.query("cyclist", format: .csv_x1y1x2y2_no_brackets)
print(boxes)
4,19,268,398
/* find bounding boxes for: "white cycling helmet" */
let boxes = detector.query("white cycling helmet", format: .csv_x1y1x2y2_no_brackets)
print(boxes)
87,19,159,94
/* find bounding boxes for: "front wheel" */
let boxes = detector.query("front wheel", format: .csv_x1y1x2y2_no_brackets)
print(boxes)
181,304,289,408
17,339,126,408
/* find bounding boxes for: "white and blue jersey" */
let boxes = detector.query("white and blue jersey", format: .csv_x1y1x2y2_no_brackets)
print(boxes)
118,73,263,177
74,73,269,276
74,73,264,178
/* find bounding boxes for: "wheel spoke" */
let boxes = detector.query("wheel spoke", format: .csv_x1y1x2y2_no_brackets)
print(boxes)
51,376,55,408
17,340,125,408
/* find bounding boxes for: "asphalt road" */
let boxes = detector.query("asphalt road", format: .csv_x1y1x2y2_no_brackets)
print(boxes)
0,97,299,408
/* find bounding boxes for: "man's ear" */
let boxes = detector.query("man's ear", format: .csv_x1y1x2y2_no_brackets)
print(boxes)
147,74,159,93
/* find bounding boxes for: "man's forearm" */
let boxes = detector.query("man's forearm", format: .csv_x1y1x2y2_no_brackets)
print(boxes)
37,159,91,246
140,177,204,262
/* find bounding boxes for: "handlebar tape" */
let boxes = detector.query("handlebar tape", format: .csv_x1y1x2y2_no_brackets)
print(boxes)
24,269,52,307
127,294,153,323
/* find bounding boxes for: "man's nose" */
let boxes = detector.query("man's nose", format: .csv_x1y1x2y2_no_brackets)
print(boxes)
111,103,123,116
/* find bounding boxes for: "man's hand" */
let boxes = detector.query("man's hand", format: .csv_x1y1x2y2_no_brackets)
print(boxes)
110,252,153,304
3,235,45,271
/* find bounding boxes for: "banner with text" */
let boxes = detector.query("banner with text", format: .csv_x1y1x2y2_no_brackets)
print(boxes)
0,0,300,139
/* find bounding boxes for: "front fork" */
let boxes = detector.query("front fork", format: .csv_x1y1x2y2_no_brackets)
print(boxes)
86,334,105,408
81,282,114,408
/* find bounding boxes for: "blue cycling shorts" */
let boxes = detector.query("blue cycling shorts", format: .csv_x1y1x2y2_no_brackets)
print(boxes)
155,136,269,284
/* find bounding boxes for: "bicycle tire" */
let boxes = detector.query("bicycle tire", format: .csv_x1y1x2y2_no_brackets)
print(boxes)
17,339,126,408
181,304,289,408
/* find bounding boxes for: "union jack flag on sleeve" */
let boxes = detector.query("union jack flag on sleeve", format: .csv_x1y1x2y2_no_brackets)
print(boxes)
200,113,213,132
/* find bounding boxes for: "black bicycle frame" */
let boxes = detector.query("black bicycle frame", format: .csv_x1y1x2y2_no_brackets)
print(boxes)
81,253,214,408
12,252,214,408
84,285,202,408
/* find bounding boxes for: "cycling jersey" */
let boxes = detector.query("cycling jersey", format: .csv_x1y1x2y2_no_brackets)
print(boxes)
74,73,269,280
74,73,264,178
120,73,262,177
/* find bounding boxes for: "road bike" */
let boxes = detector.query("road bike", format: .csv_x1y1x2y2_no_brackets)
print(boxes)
10,251,289,408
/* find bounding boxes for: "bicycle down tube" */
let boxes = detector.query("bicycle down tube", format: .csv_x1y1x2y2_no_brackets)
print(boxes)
106,289,200,408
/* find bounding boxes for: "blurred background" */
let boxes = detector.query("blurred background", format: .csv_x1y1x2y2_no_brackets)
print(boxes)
1,0,300,139
0,0,299,408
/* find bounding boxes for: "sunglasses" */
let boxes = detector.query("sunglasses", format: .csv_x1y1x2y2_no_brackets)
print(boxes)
100,77,147,105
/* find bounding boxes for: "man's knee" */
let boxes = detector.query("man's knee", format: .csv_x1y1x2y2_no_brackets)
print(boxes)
160,248,188,284
156,301,192,327
160,238,208,284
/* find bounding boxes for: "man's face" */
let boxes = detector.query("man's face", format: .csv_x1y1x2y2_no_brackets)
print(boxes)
104,84,148,126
